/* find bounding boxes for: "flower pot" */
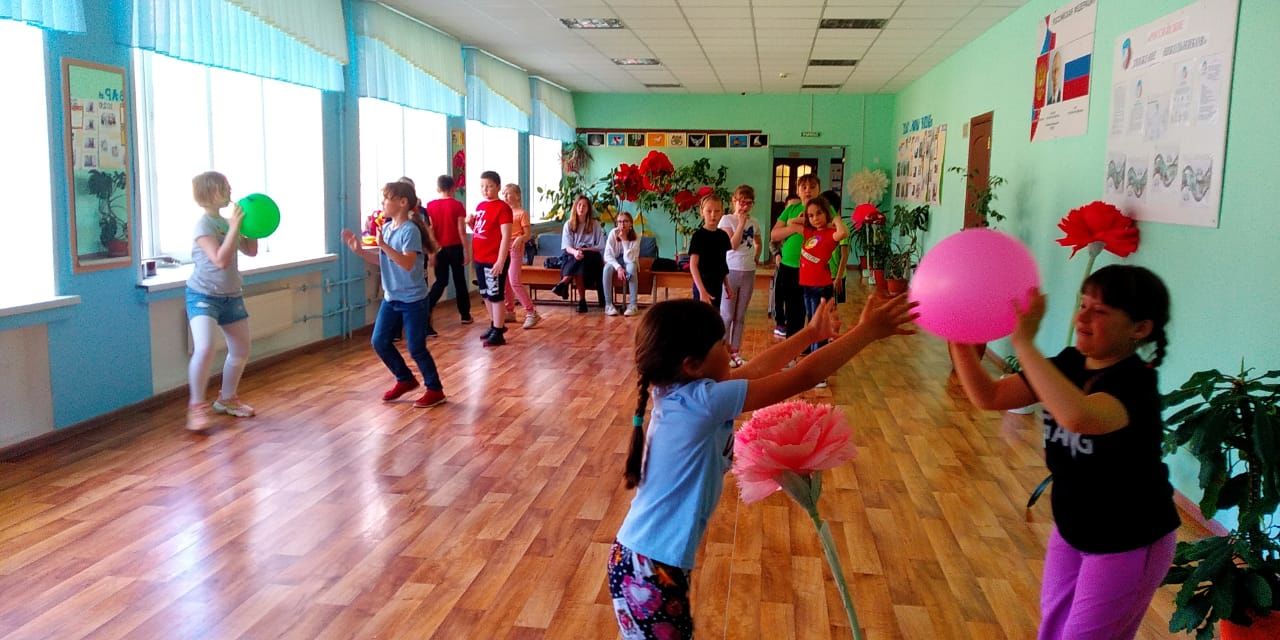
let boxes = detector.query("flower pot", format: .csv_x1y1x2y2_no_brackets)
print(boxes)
106,238,128,257
886,278,908,295
1221,612,1280,640
871,269,889,295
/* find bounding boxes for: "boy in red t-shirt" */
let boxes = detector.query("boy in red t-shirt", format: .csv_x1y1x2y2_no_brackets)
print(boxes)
788,198,849,382
425,175,472,327
468,171,514,347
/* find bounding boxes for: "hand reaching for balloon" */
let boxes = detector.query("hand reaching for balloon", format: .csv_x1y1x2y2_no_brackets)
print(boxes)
228,203,245,233
806,298,842,343
1011,287,1047,347
858,293,919,340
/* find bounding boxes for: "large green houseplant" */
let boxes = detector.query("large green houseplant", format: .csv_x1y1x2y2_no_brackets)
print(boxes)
947,166,1006,228
1163,364,1280,639
87,169,128,255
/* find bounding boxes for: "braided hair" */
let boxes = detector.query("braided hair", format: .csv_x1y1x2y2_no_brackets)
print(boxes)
1082,265,1171,367
625,300,727,488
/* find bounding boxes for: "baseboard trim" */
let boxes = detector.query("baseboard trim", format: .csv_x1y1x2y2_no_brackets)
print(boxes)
0,330,367,461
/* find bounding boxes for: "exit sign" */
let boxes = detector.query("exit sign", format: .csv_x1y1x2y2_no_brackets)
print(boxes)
800,131,822,138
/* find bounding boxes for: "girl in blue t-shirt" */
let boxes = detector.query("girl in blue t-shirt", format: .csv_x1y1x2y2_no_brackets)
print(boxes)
341,181,445,409
949,265,1177,640
608,294,917,639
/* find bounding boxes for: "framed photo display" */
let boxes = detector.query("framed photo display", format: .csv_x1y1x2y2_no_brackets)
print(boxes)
63,58,132,273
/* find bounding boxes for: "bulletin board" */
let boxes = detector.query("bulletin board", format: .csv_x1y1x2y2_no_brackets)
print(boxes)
1104,0,1238,227
64,58,132,272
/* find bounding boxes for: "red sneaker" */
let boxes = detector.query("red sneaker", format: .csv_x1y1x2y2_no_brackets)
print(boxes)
413,389,446,408
382,379,420,401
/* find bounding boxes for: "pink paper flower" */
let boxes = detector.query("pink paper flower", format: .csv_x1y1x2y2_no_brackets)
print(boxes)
733,401,856,504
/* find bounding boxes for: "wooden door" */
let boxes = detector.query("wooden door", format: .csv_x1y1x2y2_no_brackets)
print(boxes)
770,158,818,227
963,112,993,229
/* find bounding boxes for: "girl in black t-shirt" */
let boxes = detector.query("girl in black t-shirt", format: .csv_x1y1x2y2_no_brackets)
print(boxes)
687,194,732,309
949,265,1177,640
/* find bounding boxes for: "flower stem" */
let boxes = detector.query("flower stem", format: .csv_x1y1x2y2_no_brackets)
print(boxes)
812,514,864,640
1066,248,1100,347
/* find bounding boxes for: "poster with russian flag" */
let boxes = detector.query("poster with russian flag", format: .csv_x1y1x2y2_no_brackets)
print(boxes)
1031,0,1097,142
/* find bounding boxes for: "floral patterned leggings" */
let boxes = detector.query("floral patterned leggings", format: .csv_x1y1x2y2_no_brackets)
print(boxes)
607,540,695,640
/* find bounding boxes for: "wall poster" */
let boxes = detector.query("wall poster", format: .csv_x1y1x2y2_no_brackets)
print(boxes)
64,58,131,273
1031,0,1098,142
1105,0,1238,227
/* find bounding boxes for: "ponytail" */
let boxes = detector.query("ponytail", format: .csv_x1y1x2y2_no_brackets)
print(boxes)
625,376,650,489
1148,327,1168,368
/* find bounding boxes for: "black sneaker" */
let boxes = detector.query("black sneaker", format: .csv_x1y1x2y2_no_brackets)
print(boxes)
577,301,589,313
479,326,496,341
552,282,570,299
483,330,506,347
460,316,474,325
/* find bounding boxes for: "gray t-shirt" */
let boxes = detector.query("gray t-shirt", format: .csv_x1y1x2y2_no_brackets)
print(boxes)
187,214,242,296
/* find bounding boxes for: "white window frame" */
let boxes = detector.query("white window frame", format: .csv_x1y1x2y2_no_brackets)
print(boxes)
0,21,56,309
133,51,327,272
528,135,563,221
357,97,448,223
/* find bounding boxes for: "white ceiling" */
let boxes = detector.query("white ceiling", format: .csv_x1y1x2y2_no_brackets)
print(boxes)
388,0,1029,94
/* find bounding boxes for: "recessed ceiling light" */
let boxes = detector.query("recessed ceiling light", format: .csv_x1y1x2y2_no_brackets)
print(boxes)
802,83,842,89
809,59,859,67
819,18,888,30
613,57,660,66
560,18,624,29
644,83,683,88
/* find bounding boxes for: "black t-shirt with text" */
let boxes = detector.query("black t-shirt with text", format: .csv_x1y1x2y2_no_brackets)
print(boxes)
1034,348,1180,553
688,227,731,298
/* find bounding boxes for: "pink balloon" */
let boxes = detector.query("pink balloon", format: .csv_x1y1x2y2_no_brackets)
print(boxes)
908,229,1040,344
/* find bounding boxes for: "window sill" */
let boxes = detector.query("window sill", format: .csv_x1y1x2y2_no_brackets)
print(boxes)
139,253,338,292
0,294,82,319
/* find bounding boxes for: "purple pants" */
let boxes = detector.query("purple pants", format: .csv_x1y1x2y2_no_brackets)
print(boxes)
1039,526,1177,640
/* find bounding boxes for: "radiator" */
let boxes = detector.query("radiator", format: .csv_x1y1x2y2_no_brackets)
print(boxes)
187,288,295,353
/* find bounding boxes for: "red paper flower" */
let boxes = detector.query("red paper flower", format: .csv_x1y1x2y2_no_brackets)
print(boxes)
852,203,884,230
614,163,644,202
452,149,465,169
639,150,675,193
673,189,698,212
1056,200,1139,258
694,185,714,200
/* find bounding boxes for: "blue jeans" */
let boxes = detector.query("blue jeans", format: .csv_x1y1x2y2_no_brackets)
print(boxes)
802,285,834,354
371,298,442,391
602,261,638,308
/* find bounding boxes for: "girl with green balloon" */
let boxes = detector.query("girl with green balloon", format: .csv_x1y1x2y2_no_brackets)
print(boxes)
184,172,279,431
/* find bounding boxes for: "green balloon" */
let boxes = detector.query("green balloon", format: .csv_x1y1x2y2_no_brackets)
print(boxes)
237,193,281,239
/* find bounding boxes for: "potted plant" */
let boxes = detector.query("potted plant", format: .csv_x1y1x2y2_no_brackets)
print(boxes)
947,166,1006,228
882,203,930,294
1163,365,1280,640
87,169,128,256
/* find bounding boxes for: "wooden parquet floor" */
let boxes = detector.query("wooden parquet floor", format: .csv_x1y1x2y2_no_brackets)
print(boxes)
0,284,1203,639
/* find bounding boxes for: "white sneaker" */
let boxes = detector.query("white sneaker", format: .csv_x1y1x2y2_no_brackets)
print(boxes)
212,397,255,417
523,311,541,329
623,306,639,317
605,306,619,316
773,327,787,338
814,379,828,389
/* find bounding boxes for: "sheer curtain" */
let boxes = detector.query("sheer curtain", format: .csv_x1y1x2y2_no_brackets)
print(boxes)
355,1,463,115
465,48,531,132
530,78,576,142
0,0,84,32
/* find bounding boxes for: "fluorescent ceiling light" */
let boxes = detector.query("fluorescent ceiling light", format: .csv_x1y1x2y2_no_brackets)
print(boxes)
819,19,888,30
613,57,660,66
809,59,858,67
560,18,624,29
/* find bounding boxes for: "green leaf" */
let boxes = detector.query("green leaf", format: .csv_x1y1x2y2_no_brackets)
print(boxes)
1198,454,1227,517
1211,565,1235,621
1216,473,1250,511
1245,572,1273,609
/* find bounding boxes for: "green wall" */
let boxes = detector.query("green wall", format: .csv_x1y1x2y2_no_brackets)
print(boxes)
893,0,1280,524
572,93,896,255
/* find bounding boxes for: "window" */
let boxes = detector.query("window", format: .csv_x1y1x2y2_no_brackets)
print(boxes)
357,98,447,220
134,51,325,264
0,21,54,306
773,165,791,203
463,120,520,215
528,135,563,221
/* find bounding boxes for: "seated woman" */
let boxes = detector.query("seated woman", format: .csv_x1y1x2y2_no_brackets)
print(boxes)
602,211,640,317
552,195,605,313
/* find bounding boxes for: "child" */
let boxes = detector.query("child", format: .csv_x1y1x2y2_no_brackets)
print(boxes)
341,181,445,409
426,175,473,326
185,171,259,432
687,194,731,309
718,185,764,367
949,265,1177,640
398,176,441,336
791,198,849,390
603,210,641,317
609,294,918,639
822,189,851,305
467,171,514,346
501,183,541,329
770,176,821,338
551,195,606,313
